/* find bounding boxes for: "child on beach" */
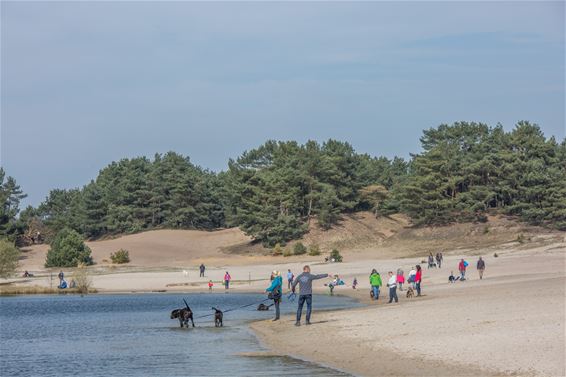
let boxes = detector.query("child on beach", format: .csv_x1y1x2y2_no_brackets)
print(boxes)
396,269,405,291
352,277,358,289
208,280,214,290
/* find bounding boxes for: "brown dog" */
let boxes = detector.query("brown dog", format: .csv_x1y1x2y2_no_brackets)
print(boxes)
406,286,415,298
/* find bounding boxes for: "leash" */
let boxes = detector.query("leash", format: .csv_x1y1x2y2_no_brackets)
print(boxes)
191,297,272,320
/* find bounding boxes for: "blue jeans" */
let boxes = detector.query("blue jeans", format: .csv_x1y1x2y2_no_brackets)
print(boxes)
296,294,312,322
372,285,380,300
388,286,398,303
416,281,421,296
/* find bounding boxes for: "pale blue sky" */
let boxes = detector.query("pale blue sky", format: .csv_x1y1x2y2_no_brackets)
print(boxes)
1,1,564,207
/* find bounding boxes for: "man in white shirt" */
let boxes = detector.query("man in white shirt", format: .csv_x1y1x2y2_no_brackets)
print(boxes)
387,271,399,303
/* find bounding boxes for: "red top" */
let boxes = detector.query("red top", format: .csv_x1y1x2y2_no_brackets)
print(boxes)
396,275,405,283
459,261,466,271
415,270,422,283
224,273,231,281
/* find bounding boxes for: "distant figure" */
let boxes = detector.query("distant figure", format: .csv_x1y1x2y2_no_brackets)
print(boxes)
408,268,417,289
436,252,443,268
266,270,282,321
448,271,459,283
428,253,435,269
387,271,398,303
415,265,422,296
477,257,486,280
23,271,32,278
458,259,468,280
291,265,329,326
224,272,231,289
69,279,76,288
58,270,64,283
286,269,294,290
369,269,382,300
58,280,67,289
208,280,214,290
396,269,405,291
352,277,358,289
199,264,206,278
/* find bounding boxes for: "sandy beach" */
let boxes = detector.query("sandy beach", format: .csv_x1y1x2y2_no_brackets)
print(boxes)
10,238,565,376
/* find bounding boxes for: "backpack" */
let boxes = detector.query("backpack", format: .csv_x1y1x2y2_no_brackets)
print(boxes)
463,261,469,267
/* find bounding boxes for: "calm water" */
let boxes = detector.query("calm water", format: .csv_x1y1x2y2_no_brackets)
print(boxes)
0,293,358,376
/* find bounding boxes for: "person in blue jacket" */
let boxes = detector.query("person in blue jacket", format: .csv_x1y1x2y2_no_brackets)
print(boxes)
266,270,283,321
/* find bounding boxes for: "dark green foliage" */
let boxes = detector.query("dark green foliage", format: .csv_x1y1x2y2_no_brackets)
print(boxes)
330,248,343,262
395,122,566,229
293,242,307,255
0,169,27,241
45,228,93,267
0,239,21,278
110,249,130,264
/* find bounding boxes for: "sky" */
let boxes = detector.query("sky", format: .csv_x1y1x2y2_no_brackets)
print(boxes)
1,1,564,207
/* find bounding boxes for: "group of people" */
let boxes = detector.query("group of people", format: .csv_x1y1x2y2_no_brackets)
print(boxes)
265,265,328,325
428,252,444,268
450,257,486,282
56,270,76,289
370,265,423,302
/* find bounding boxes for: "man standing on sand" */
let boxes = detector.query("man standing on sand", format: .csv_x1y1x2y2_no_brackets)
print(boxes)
436,252,443,268
199,263,206,278
224,271,231,289
369,269,382,300
286,269,294,290
387,271,399,303
291,265,329,326
477,257,486,280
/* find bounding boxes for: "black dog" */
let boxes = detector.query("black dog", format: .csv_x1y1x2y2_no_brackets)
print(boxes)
170,308,195,328
257,303,272,311
212,307,223,327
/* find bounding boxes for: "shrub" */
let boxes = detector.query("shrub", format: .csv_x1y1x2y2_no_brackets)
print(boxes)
283,248,292,257
110,249,130,264
71,263,92,294
293,242,307,255
45,228,93,267
330,248,343,262
0,239,20,278
517,233,525,244
308,244,321,256
272,243,283,256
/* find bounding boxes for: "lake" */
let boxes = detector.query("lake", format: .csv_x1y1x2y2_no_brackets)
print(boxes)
0,293,359,376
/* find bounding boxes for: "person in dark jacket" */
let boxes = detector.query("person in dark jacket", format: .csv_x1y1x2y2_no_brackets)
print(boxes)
291,265,329,326
477,257,486,280
199,264,206,278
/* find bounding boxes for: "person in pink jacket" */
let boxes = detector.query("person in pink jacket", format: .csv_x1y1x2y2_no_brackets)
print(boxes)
396,269,405,291
224,271,231,290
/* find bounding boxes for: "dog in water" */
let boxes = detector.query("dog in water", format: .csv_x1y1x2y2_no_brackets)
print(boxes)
406,286,415,298
171,307,195,328
257,303,272,311
212,307,223,327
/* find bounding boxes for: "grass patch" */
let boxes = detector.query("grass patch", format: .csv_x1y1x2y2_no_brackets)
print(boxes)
0,285,97,295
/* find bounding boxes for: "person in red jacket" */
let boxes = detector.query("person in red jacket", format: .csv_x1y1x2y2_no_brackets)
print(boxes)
415,265,422,297
458,259,467,280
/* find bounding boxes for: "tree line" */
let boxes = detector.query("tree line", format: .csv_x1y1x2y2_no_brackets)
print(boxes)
1,121,565,250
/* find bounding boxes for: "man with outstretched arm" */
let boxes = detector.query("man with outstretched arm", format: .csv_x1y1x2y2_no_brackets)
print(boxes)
291,265,329,326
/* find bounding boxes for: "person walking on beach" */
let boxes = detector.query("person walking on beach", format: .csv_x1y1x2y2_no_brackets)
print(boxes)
477,257,486,280
396,269,405,291
199,263,206,278
291,265,329,326
369,269,382,300
428,253,435,269
286,269,294,290
415,265,422,296
458,259,467,280
408,267,417,289
387,271,398,303
224,271,231,290
208,280,214,290
266,270,283,321
436,252,443,268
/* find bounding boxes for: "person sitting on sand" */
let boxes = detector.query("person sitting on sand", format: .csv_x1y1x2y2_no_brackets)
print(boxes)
369,269,382,300
291,265,329,326
266,270,283,321
58,280,67,289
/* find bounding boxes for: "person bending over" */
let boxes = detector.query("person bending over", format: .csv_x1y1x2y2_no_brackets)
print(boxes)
291,265,329,326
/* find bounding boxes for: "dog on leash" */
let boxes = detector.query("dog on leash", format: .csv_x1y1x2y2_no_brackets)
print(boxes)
171,307,195,328
406,286,415,298
212,307,223,327
257,303,272,311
